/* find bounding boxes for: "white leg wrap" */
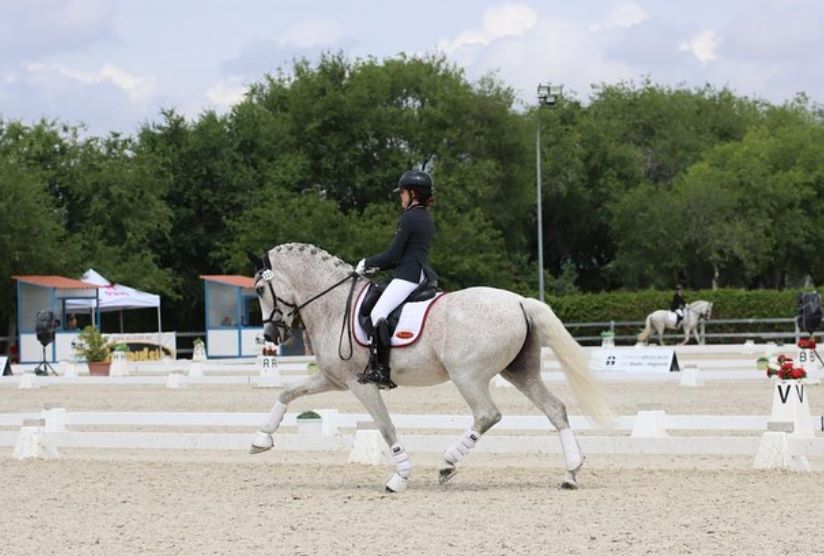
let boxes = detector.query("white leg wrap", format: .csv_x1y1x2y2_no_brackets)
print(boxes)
559,428,583,471
390,443,412,479
444,430,480,466
261,401,287,433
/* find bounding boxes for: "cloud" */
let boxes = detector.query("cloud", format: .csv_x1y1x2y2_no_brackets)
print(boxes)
590,2,650,31
280,20,345,48
205,79,248,109
437,3,538,54
722,1,824,63
222,19,358,78
450,16,636,106
0,67,156,136
22,62,156,104
0,0,115,61
679,30,721,64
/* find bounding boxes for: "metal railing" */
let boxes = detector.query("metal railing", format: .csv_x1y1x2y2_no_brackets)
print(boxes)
565,317,803,345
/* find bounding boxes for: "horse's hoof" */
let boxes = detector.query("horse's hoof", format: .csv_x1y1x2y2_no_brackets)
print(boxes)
385,473,408,493
560,467,580,489
438,466,458,484
249,431,274,454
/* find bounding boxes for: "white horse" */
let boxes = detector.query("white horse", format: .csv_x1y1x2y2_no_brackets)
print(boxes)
637,300,713,345
248,243,611,492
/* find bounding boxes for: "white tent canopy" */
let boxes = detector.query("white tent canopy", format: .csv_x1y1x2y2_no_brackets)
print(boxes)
66,269,160,312
66,269,162,333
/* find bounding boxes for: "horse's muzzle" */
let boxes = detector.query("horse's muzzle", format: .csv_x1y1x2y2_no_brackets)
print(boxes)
263,322,290,345
263,323,278,344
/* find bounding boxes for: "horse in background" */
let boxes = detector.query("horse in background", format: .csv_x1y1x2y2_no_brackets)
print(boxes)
637,300,714,345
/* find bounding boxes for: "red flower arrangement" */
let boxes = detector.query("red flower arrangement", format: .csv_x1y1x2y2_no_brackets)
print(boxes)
798,337,817,350
766,355,807,380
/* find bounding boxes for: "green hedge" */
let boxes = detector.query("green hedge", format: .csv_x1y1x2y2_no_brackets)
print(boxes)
546,288,804,342
545,288,802,322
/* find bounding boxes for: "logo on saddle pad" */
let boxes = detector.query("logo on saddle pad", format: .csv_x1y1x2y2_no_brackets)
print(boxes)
352,283,445,347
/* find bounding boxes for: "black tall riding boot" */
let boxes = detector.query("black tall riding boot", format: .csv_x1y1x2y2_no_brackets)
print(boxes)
357,318,397,390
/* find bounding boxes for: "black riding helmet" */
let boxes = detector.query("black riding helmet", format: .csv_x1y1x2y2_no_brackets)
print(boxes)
393,170,433,194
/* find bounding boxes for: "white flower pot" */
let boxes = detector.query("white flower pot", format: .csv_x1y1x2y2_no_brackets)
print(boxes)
296,418,322,435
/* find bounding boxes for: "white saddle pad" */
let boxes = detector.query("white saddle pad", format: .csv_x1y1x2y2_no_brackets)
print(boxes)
352,284,446,347
667,312,678,327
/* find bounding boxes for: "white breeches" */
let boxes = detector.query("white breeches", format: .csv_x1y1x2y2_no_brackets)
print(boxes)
370,271,425,326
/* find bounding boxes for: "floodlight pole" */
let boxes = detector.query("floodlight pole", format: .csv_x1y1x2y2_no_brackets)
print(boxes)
536,114,545,303
535,83,562,304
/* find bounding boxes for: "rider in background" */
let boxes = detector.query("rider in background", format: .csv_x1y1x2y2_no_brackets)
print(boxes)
671,284,687,326
353,170,438,389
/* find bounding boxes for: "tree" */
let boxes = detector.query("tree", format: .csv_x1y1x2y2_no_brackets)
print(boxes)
62,134,174,295
0,157,68,332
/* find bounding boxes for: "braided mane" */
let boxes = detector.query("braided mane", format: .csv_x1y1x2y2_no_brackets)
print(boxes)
272,243,348,268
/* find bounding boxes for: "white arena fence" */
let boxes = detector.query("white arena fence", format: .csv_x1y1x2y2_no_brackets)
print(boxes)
4,343,823,465
2,407,824,458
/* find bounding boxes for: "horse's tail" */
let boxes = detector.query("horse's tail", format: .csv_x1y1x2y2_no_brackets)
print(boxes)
637,314,653,343
521,298,612,426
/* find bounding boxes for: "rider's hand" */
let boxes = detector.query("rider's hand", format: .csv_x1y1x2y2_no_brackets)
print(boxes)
355,259,367,276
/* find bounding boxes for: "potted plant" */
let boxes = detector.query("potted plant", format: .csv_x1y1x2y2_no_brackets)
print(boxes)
74,325,113,376
296,410,322,434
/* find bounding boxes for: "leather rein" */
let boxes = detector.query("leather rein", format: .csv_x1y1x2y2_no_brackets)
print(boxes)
259,269,361,360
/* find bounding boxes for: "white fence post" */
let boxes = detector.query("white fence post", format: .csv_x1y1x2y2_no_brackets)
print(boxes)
630,410,669,438
348,421,386,465
316,409,339,436
42,405,66,433
13,418,59,460
753,421,810,471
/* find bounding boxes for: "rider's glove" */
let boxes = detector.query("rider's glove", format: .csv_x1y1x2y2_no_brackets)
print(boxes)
355,259,367,276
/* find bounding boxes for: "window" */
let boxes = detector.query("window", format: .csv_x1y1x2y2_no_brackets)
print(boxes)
243,296,262,327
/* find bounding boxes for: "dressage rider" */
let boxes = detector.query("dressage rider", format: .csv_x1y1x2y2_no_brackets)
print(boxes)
353,170,438,389
671,284,687,326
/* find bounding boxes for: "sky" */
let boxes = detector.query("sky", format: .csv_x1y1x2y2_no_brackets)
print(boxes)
1,0,823,137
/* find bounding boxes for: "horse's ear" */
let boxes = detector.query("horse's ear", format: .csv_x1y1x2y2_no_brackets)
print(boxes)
260,252,272,270
247,252,261,270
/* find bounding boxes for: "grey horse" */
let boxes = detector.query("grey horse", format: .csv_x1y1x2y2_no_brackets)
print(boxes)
249,243,611,492
637,300,714,345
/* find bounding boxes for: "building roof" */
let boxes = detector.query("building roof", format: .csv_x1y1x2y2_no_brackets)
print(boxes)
12,275,101,290
200,275,255,288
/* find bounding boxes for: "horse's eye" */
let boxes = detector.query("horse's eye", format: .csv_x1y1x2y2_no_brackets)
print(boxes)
255,286,264,295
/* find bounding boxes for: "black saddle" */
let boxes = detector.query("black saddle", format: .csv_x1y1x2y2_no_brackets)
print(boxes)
358,279,441,340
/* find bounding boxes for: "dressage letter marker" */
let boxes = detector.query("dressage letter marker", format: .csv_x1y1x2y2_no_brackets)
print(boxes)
770,381,814,439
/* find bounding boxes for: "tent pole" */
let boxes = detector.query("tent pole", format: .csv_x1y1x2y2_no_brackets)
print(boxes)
157,306,163,359
119,310,124,333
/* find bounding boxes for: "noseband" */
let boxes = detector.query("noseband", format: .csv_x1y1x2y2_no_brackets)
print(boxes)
259,269,297,345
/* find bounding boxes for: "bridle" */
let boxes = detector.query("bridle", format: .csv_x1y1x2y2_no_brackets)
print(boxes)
255,260,361,359
257,268,298,345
